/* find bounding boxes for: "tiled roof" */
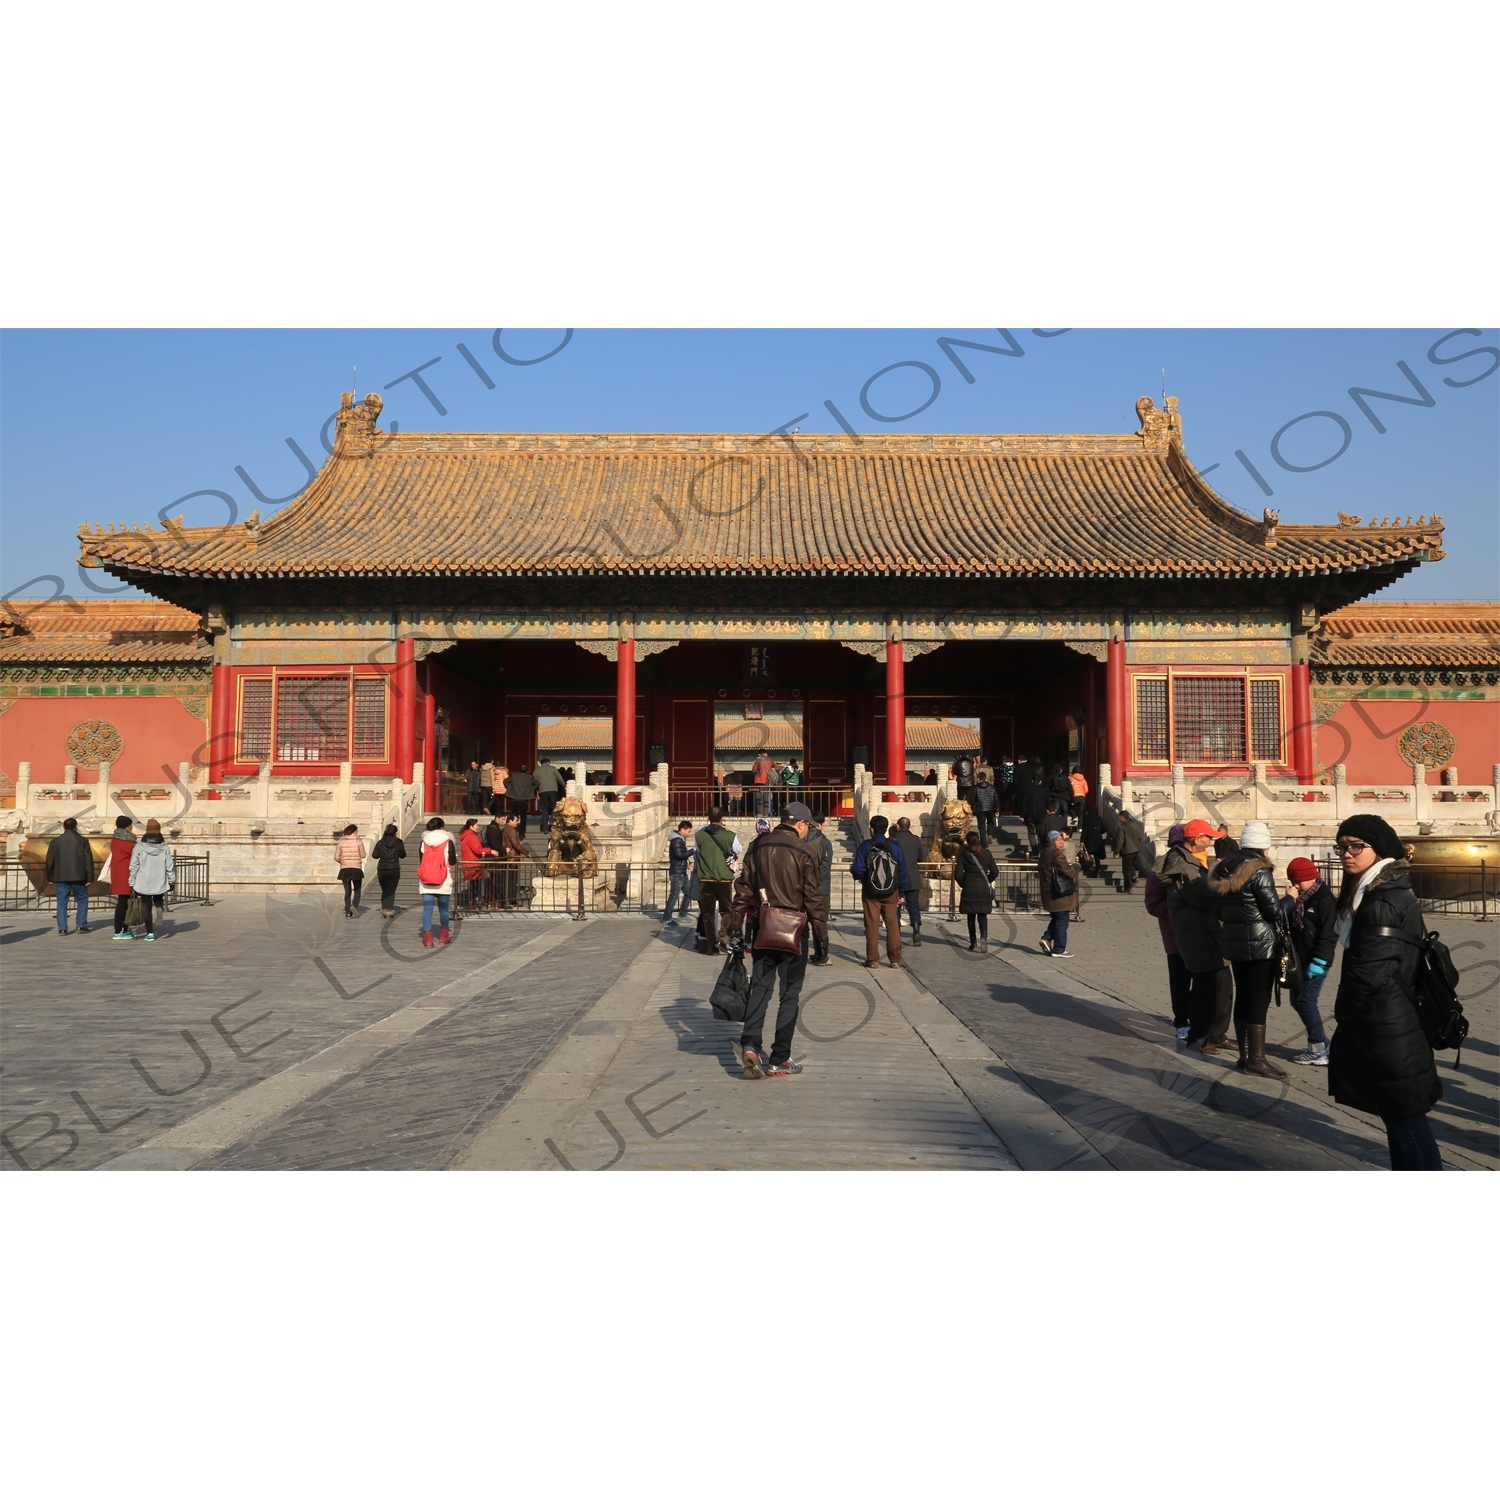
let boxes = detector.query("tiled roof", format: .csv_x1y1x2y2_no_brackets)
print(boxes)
1315,602,1500,669
0,599,210,664
78,392,1445,584
538,719,613,751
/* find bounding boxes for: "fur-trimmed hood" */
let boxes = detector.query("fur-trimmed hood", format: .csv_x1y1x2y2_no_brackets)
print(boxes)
1207,850,1274,895
1361,857,1412,892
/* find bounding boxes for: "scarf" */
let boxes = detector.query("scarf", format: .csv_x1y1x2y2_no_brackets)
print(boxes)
1291,876,1322,930
1334,857,1394,949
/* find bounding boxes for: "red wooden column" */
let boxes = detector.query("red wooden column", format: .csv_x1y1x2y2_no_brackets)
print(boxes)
885,636,906,786
208,664,233,784
422,661,437,812
393,636,417,784
1106,636,1128,779
614,638,637,786
1291,662,1316,785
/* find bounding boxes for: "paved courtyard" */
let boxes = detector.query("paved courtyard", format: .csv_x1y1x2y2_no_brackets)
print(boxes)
3,868,1496,1171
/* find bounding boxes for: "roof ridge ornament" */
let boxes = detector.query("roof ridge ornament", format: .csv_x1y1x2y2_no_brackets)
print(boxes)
335,390,385,454
1134,394,1181,449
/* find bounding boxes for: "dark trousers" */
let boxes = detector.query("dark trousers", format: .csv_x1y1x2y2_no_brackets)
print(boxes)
903,889,921,933
741,935,809,1065
538,792,558,830
1384,1113,1442,1171
975,810,996,847
1290,970,1329,1045
1044,909,1071,953
1166,951,1193,1027
699,880,732,952
966,911,989,945
114,893,153,934
1023,820,1042,855
1187,965,1233,1044
508,799,530,836
377,870,400,912
467,787,484,813
1120,853,1140,892
1231,957,1276,1032
339,869,363,911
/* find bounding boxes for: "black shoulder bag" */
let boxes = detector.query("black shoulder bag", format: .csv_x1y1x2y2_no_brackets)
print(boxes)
1368,923,1469,1066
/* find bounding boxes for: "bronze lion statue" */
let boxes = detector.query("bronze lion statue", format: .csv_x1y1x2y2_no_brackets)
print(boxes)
926,796,974,873
544,796,599,877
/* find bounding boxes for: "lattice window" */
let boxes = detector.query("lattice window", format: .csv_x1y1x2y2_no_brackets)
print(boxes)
1173,677,1245,763
352,677,388,759
240,679,273,762
1250,678,1283,761
1134,678,1169,762
276,676,349,761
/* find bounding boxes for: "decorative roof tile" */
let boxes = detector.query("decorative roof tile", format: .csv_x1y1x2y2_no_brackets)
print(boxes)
1314,602,1500,669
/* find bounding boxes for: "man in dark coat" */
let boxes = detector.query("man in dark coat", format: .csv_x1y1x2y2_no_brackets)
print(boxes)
46,816,97,935
465,760,484,815
728,802,828,1079
892,815,925,948
504,764,540,836
953,753,976,809
1116,809,1144,894
971,773,999,848
1326,815,1442,1169
1017,767,1048,857
534,757,566,831
1160,819,1232,1052
802,812,835,963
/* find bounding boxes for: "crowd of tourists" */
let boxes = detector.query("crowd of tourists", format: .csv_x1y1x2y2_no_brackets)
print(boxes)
44,813,176,939
1147,810,1445,1171
463,756,569,831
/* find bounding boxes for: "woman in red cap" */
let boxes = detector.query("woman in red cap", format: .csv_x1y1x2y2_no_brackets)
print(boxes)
1284,856,1336,1064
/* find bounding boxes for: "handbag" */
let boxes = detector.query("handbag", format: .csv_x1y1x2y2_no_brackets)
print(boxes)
753,886,808,954
1049,864,1077,899
709,950,751,1022
125,895,144,928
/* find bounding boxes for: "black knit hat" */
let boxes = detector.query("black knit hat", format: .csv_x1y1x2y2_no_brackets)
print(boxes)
1335,814,1407,861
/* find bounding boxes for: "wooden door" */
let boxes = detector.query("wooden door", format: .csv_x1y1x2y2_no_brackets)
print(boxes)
806,697,849,785
671,698,712,785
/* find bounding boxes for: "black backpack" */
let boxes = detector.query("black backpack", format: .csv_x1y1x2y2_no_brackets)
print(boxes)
1370,923,1469,1067
864,840,900,900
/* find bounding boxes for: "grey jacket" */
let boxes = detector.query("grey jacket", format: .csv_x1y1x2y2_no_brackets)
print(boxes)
128,835,175,896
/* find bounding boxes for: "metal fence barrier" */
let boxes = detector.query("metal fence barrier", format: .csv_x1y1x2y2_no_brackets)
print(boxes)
0,853,211,912
448,856,1050,918
1314,857,1495,918
668,786,853,820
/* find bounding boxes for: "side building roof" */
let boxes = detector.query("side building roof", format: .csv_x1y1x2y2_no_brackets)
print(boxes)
78,392,1445,590
1314,602,1500,670
0,598,211,664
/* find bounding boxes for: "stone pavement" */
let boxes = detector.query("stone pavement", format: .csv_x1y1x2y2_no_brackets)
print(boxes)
3,873,1495,1171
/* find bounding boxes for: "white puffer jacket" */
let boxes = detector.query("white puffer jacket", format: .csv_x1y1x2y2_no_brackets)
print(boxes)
417,829,456,894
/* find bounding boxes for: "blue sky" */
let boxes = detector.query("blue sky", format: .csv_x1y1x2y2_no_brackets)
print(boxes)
2,327,1495,601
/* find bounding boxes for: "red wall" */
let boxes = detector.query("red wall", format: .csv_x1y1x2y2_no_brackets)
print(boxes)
0,696,209,785
1318,697,1500,784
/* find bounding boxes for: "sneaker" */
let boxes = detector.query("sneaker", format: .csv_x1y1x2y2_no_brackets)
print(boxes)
1039,936,1053,955
743,1047,765,1080
58,928,70,936
861,959,878,968
665,917,679,927
911,933,923,946
1294,1044,1330,1066
78,925,91,933
1175,1025,1191,1040
142,933,157,941
113,931,134,941
764,1059,803,1077
1052,949,1074,959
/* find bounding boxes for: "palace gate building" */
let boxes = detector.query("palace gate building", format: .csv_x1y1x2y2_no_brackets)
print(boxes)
56,389,1467,819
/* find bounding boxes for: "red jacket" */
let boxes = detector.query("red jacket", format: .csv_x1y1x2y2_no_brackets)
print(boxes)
460,827,488,874
109,835,136,894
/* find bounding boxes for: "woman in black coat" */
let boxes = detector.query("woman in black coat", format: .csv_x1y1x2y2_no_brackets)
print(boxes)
1327,814,1442,1170
954,831,998,952
371,823,407,918
1207,820,1287,1079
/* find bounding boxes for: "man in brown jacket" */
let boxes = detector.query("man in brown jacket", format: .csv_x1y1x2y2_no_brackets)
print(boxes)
728,801,828,1079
